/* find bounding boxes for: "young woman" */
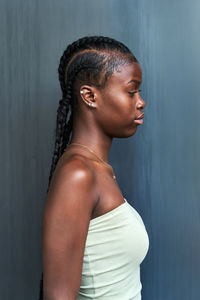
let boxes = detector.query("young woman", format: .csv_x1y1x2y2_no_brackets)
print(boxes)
39,35,149,300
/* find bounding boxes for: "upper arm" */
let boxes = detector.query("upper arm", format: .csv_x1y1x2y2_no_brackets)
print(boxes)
42,158,97,300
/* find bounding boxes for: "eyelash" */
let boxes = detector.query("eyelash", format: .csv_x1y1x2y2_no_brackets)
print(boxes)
128,89,142,96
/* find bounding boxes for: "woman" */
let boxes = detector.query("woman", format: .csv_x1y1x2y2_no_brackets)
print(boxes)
39,35,149,300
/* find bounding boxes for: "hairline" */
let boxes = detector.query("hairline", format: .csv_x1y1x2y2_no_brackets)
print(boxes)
64,49,135,86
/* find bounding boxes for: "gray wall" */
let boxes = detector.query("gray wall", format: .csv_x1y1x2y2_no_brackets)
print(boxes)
1,0,200,299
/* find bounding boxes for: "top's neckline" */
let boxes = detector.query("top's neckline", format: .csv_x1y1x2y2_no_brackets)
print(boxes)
89,198,128,225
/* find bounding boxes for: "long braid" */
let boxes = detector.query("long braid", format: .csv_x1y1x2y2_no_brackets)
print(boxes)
38,35,137,299
47,81,73,186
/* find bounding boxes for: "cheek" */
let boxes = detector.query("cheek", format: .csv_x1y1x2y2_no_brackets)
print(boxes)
97,92,135,130
110,93,134,121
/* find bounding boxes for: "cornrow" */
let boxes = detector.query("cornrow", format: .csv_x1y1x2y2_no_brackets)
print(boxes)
38,35,137,299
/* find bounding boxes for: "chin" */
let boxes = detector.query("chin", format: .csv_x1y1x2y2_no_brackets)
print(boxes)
126,127,137,137
114,126,137,138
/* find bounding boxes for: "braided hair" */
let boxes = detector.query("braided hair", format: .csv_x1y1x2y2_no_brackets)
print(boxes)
38,35,137,299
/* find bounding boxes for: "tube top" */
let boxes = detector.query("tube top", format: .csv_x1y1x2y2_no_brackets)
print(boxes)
77,198,149,300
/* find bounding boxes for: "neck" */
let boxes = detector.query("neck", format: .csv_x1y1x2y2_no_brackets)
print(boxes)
69,115,113,163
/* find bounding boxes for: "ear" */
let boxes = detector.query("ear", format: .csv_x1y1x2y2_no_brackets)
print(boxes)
79,85,97,108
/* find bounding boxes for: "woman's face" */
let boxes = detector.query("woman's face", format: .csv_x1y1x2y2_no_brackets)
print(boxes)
96,61,146,138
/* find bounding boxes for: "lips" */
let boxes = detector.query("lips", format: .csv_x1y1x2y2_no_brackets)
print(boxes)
134,113,144,125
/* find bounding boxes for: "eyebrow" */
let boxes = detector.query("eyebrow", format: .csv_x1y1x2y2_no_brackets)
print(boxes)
127,79,141,85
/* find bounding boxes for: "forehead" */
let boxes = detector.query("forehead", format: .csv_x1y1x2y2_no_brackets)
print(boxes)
106,62,142,86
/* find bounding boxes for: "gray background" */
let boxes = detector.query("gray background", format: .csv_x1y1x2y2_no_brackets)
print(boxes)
1,0,200,299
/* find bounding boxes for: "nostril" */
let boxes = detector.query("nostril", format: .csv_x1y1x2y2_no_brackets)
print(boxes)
137,102,144,109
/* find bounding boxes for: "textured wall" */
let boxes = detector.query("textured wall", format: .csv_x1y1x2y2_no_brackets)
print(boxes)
1,0,200,299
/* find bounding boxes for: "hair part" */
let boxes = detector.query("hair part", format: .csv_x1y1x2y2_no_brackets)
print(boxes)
38,35,138,299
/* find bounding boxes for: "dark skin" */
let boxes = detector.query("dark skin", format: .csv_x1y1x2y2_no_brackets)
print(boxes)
42,61,146,300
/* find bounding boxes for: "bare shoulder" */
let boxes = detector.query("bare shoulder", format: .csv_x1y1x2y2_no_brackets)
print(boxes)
50,153,97,191
45,153,98,217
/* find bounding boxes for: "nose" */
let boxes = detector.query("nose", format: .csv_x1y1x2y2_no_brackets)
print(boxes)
137,96,146,109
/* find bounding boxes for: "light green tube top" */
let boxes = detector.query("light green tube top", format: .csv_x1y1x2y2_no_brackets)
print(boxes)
77,198,149,300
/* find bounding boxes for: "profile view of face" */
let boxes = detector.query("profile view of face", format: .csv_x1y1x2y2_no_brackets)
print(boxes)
95,61,146,138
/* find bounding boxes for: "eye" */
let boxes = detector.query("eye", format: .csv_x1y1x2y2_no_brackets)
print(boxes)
128,89,141,96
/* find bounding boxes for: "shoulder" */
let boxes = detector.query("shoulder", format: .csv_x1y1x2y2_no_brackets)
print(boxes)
52,153,96,185
46,153,98,211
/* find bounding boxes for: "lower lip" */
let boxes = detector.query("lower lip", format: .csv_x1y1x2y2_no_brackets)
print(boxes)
134,119,143,125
